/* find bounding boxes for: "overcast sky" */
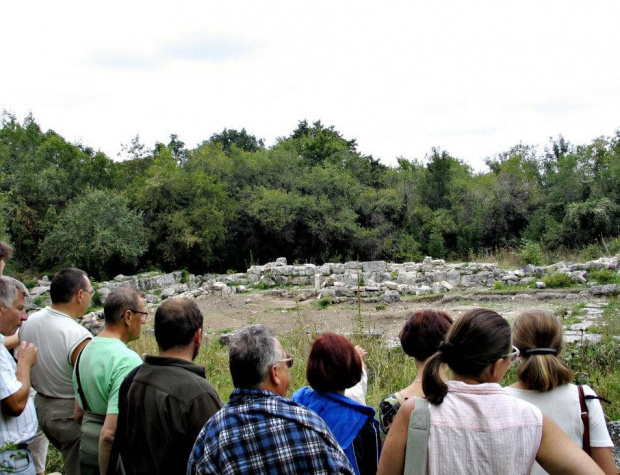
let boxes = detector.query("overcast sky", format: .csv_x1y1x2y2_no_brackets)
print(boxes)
2,1,619,171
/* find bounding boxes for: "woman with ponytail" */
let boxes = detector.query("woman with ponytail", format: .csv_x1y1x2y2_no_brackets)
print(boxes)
506,310,615,474
378,308,604,475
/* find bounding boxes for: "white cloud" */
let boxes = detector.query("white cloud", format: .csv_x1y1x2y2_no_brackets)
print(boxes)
2,0,619,171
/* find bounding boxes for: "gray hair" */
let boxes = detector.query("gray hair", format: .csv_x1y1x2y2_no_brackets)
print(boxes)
229,324,282,388
0,276,29,307
103,286,143,324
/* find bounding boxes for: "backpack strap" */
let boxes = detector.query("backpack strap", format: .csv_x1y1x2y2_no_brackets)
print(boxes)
578,385,591,456
404,397,430,475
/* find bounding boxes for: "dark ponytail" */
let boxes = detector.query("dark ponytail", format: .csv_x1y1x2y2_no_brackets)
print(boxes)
423,308,511,405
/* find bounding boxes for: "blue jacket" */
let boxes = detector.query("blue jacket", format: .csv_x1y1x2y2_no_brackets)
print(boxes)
292,386,380,474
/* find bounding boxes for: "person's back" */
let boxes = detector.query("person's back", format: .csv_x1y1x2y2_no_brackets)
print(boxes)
74,287,144,475
428,380,541,474
378,308,606,475
193,387,351,474
188,324,353,475
19,268,93,475
508,310,616,475
114,299,222,475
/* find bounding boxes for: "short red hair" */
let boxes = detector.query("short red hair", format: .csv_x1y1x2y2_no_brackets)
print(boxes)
306,333,362,392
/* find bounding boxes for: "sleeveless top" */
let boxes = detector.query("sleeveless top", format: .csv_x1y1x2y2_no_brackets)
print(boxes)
426,381,543,475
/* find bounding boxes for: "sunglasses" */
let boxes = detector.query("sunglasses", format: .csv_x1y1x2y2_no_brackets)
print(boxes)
279,354,294,368
503,345,520,363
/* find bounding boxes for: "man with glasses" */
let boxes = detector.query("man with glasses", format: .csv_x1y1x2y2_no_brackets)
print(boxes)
188,324,353,474
20,267,94,475
72,286,144,475
111,298,222,475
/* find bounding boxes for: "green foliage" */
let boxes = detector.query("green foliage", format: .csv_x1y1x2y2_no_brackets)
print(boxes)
180,269,190,284
427,230,445,259
542,272,575,288
315,296,333,310
2,114,620,276
587,269,620,284
518,239,543,266
39,189,146,279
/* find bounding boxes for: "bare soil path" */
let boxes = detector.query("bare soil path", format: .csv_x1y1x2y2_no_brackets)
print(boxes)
195,291,589,343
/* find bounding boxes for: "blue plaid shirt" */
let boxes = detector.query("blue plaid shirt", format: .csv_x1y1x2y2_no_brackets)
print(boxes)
187,387,354,474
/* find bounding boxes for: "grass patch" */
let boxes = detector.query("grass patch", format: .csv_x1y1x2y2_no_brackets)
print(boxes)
315,296,333,310
587,269,620,285
542,272,576,288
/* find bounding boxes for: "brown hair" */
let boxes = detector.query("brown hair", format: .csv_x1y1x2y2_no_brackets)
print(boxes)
512,310,573,391
306,333,362,392
423,308,511,405
399,309,453,361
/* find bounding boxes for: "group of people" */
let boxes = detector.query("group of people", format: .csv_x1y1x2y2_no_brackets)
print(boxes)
0,238,617,474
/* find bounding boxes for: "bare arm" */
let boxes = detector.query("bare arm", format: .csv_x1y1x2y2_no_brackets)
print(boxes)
99,413,118,475
377,397,416,475
1,342,37,417
3,333,19,350
590,447,617,475
536,415,604,475
70,338,91,365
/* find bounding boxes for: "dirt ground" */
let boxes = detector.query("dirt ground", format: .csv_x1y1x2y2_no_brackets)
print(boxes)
195,291,584,343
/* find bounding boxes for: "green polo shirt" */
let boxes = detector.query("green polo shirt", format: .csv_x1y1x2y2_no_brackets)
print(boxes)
73,336,142,414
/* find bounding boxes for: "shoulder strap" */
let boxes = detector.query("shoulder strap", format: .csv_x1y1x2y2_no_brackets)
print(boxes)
75,348,90,413
395,391,406,406
404,397,430,475
577,385,591,456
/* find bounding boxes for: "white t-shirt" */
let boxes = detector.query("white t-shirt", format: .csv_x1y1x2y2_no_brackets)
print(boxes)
506,383,613,475
19,307,92,398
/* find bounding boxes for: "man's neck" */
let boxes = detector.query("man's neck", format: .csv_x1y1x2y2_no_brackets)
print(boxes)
159,345,195,362
51,303,82,319
97,326,129,344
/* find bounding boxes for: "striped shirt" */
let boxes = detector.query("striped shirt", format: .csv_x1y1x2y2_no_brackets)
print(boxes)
0,335,37,446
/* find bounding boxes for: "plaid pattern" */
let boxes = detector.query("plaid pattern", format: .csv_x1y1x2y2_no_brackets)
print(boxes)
188,388,354,474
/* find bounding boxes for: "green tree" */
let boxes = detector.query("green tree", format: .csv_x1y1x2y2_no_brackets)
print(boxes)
39,189,146,279
209,128,264,154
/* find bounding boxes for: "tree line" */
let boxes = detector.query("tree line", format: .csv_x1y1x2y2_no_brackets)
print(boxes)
1,112,619,280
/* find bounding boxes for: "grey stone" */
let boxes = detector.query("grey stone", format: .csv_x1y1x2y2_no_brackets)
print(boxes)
416,285,431,295
219,332,236,346
535,281,546,289
607,421,620,468
160,288,176,298
143,293,159,304
384,281,398,290
381,290,401,303
590,284,618,295
28,286,50,297
275,257,287,266
114,274,126,281
362,261,386,272
397,271,418,285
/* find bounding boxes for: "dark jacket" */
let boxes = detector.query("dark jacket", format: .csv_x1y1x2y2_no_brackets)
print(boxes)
113,356,222,475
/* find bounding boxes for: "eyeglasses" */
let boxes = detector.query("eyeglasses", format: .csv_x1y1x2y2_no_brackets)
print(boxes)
503,345,520,363
82,288,95,296
279,354,294,368
130,309,148,322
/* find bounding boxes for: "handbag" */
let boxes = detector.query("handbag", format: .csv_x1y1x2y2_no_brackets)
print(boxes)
404,397,430,475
